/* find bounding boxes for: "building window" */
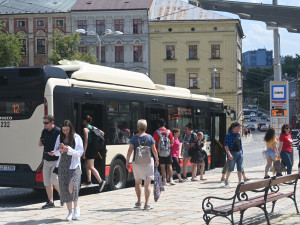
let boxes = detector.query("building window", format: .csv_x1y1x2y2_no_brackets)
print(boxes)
211,44,220,59
166,45,175,60
133,19,142,34
37,39,46,54
211,72,220,89
115,46,124,63
133,45,142,62
114,19,124,33
97,46,105,63
20,39,27,55
189,73,198,88
78,20,87,33
167,74,175,86
56,19,64,27
78,46,87,53
96,20,105,35
37,20,44,26
189,45,197,59
18,20,26,27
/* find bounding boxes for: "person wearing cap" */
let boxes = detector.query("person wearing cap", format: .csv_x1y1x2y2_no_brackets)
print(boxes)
223,122,243,187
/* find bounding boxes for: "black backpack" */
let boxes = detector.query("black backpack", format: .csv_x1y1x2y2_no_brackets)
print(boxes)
88,127,105,152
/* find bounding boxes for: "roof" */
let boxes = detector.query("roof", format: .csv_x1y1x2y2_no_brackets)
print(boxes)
0,0,77,14
150,0,231,21
190,0,300,33
71,0,153,11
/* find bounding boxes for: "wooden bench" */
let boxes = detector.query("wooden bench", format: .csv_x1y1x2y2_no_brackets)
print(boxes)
202,173,299,225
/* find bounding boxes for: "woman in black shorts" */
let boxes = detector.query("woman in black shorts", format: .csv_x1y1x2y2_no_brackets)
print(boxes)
82,115,106,192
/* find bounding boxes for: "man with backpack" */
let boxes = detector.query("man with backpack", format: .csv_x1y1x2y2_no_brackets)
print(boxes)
153,118,175,185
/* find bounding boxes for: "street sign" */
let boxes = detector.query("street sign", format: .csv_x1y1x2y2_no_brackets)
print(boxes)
270,81,289,135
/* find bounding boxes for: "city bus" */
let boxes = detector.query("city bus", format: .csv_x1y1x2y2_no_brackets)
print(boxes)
0,62,226,190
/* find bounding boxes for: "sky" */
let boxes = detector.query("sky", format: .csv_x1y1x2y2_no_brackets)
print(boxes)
185,0,300,56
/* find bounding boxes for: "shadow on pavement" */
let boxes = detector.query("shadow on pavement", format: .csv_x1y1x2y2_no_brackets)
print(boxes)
5,218,63,225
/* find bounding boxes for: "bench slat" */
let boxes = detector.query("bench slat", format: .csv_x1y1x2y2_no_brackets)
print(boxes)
270,174,299,186
239,179,270,193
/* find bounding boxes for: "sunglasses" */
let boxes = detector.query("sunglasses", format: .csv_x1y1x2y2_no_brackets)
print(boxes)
43,121,51,125
285,127,290,130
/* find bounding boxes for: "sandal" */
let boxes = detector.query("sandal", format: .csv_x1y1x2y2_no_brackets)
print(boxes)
144,204,151,210
134,202,142,208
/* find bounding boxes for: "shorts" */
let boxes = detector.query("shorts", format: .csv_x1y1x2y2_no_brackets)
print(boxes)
228,151,243,172
132,158,154,181
43,160,59,186
159,154,172,165
182,148,190,159
85,144,98,160
265,148,278,160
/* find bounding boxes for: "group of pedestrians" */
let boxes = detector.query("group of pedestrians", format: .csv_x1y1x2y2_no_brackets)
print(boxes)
39,115,105,221
263,123,298,178
126,119,208,210
39,115,300,217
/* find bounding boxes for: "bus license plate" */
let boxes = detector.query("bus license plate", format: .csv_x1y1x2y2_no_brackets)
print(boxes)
0,165,15,171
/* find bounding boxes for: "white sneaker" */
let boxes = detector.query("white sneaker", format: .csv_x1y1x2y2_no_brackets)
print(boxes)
66,212,73,221
73,206,80,220
163,179,167,185
224,180,230,188
170,179,176,185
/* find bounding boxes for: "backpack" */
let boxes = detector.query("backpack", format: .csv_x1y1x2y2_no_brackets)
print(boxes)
135,135,151,165
156,129,171,157
88,127,105,152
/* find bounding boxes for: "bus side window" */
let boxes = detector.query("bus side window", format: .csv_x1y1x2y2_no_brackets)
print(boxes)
107,102,131,145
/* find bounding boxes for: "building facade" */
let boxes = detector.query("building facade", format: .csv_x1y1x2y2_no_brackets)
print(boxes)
0,0,76,66
71,0,153,74
242,48,273,69
149,0,244,125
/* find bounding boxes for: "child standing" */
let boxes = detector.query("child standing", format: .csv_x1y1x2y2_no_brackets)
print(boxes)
264,127,279,179
170,128,183,182
190,132,206,181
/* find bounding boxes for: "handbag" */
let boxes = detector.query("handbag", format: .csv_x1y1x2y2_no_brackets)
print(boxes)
262,149,266,159
273,160,285,173
53,167,58,174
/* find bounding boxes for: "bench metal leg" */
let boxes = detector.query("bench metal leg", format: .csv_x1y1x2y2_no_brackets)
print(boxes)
271,200,277,213
262,204,271,225
239,210,245,225
288,196,299,214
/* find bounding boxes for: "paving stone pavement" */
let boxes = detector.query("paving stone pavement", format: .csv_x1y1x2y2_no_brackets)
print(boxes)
0,161,299,225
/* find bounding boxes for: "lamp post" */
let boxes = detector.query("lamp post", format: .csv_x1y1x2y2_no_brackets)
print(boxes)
212,64,217,97
76,28,123,65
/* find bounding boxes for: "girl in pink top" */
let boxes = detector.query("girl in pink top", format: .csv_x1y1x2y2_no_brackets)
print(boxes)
171,128,183,182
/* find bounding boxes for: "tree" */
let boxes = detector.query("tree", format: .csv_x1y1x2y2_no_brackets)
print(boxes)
48,29,97,65
0,32,24,67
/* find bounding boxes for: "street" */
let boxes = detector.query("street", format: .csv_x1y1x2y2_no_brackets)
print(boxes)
0,128,299,209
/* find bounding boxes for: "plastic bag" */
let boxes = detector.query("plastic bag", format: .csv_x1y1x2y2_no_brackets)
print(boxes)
153,166,164,202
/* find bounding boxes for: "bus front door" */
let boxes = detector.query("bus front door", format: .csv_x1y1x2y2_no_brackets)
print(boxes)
73,102,106,186
211,113,226,168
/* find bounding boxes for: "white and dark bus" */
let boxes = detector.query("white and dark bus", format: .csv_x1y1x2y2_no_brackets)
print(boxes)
0,62,226,190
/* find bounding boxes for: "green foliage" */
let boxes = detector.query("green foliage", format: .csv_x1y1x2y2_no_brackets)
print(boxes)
0,32,24,67
282,54,300,77
48,29,97,65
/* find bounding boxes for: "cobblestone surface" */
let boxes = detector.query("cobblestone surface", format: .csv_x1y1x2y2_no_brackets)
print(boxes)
0,162,299,225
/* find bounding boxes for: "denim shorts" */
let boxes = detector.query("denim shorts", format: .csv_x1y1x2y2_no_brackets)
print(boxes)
265,148,278,160
228,151,243,172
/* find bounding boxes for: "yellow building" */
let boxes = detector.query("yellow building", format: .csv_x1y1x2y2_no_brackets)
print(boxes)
149,0,244,127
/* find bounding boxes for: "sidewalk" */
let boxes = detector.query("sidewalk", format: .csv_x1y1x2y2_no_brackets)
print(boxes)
0,162,299,225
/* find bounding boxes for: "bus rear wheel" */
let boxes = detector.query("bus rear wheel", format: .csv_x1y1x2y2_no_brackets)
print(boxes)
109,159,127,190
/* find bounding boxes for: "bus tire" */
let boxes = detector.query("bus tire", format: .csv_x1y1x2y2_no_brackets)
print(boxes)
109,159,127,190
